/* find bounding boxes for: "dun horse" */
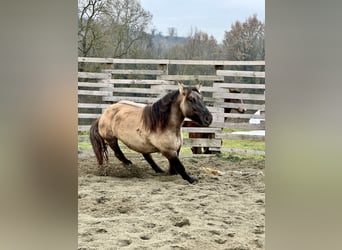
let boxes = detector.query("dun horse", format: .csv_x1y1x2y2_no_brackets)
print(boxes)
89,83,213,184
183,89,246,154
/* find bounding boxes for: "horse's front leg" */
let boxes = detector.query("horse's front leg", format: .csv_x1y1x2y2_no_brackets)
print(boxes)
163,151,197,184
142,154,164,173
169,147,181,175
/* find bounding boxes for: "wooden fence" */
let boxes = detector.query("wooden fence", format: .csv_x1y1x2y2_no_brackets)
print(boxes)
78,57,265,155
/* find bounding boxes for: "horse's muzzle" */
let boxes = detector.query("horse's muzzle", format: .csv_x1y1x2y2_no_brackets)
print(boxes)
202,113,213,126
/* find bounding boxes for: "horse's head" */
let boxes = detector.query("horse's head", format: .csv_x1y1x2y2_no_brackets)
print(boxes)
227,89,246,113
178,83,212,126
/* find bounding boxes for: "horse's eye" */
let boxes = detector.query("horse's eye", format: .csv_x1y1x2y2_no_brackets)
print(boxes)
188,97,195,103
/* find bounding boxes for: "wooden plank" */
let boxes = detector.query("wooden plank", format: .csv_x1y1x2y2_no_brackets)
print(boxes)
169,60,265,66
150,85,178,91
103,96,158,103
213,92,265,101
78,103,110,109
102,79,174,85
78,125,91,131
103,69,164,75
216,133,265,141
78,82,114,88
181,127,221,133
199,75,224,81
222,122,265,130
78,72,111,79
78,114,101,119
223,113,265,119
215,147,265,155
78,57,169,64
78,57,265,66
217,70,265,78
182,138,222,147
78,90,112,96
213,83,265,89
207,106,224,113
210,122,265,129
211,112,225,123
153,85,217,93
160,75,224,81
217,103,265,111
112,87,162,95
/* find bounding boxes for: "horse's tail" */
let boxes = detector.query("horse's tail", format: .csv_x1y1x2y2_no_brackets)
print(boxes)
89,118,108,165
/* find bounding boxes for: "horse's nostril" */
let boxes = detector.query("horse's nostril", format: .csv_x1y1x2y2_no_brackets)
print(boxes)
205,115,213,124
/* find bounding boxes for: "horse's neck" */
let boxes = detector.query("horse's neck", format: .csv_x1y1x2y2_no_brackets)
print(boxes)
169,102,185,131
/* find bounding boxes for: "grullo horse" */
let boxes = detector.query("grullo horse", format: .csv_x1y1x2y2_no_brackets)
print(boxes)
89,83,212,183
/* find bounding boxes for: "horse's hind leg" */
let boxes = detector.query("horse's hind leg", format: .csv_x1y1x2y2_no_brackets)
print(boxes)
142,154,164,173
107,138,132,165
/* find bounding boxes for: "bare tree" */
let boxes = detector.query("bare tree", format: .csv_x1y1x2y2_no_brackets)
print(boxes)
78,0,106,57
101,0,152,58
78,0,152,58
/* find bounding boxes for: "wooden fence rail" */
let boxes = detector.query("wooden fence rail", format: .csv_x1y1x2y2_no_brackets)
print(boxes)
78,57,265,155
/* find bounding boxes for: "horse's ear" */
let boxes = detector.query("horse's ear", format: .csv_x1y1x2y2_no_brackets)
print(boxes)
195,84,202,93
178,82,186,95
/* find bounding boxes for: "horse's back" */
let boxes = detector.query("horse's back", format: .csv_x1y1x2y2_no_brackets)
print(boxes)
99,101,143,130
98,101,160,153
117,100,147,108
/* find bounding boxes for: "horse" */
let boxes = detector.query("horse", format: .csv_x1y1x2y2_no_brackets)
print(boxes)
183,88,246,154
89,83,213,184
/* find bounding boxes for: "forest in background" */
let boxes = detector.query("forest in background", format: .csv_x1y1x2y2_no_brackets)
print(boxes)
78,0,264,63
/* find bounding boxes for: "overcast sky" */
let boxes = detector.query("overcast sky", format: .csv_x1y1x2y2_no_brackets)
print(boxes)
139,0,265,42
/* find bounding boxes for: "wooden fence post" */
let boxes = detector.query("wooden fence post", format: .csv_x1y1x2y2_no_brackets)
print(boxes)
212,65,225,153
100,69,113,113
157,63,168,80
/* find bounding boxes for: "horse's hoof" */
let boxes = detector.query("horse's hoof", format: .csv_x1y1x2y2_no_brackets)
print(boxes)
188,176,198,184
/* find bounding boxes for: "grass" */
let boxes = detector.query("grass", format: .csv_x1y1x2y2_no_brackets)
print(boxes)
79,129,265,160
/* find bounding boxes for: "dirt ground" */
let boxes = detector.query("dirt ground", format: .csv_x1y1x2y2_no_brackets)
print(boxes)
78,151,265,250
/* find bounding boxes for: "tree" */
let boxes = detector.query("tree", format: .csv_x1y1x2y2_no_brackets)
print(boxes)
223,15,265,86
183,29,221,60
78,0,152,58
223,15,265,61
160,30,221,82
78,0,106,57
167,27,177,37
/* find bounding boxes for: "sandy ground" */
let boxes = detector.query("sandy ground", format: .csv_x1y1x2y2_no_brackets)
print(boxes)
78,151,265,250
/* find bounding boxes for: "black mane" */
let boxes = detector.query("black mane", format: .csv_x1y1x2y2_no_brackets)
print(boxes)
142,89,180,132
142,87,200,131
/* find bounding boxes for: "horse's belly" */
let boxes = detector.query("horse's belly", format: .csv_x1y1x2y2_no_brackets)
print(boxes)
117,129,158,154
120,137,158,154
149,132,183,153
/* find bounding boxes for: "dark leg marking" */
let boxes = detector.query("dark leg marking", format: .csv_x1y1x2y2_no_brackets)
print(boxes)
107,138,132,165
168,157,197,184
169,164,177,175
143,154,164,173
169,147,181,175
